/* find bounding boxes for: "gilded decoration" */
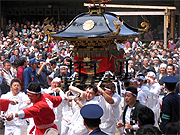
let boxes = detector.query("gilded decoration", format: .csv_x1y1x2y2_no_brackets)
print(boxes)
83,20,95,31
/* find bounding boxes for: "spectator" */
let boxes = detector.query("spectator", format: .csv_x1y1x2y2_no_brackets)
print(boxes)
144,30,153,41
124,39,131,49
175,37,180,47
29,45,39,59
159,64,180,86
168,38,177,51
10,26,18,37
10,49,20,65
132,37,142,50
23,58,39,92
17,57,27,91
6,20,13,34
37,60,52,88
2,59,14,88
156,63,167,82
15,22,22,34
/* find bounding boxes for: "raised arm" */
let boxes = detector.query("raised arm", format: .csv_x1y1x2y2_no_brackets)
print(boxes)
97,87,114,104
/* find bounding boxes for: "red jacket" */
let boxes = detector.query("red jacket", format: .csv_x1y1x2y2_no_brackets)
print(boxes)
23,93,62,134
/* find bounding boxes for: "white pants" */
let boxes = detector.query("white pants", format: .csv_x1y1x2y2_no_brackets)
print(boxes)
5,125,24,135
27,118,35,135
61,119,69,135
54,119,61,134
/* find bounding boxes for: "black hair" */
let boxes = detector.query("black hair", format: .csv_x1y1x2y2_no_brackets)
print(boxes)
85,84,98,94
105,82,115,93
14,48,20,53
163,49,167,52
13,58,19,68
27,82,41,93
50,60,57,65
18,57,27,66
61,48,66,51
3,59,11,66
136,125,161,135
10,78,21,86
126,86,138,96
165,121,180,135
137,106,154,127
83,118,100,129
153,56,159,60
174,46,178,49
167,64,174,70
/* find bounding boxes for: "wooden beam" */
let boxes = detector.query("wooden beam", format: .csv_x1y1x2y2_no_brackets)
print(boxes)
171,11,174,38
84,3,176,10
164,8,168,49
111,11,165,15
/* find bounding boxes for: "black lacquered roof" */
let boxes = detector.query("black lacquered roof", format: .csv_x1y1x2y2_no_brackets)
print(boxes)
49,7,144,41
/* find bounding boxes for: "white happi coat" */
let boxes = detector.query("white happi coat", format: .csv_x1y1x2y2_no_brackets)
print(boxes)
1,91,30,135
98,93,121,135
42,87,66,134
137,87,147,106
146,81,161,127
68,94,99,135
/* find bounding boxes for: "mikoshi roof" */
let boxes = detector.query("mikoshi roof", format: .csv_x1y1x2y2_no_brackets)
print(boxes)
45,6,148,42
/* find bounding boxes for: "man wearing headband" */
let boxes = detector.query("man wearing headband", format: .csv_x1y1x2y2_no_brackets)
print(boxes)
117,86,145,134
159,64,180,86
42,77,70,134
129,78,147,106
54,64,69,78
68,85,99,135
159,76,180,133
97,82,120,135
146,71,161,127
6,82,69,135
156,63,167,82
167,58,173,65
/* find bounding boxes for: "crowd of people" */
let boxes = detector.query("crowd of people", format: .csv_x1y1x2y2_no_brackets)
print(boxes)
0,19,179,135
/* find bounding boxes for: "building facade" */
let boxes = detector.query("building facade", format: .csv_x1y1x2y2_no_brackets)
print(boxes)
1,0,180,38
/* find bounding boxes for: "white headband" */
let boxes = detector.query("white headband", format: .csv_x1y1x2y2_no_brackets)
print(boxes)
60,66,68,69
153,58,159,60
104,87,111,92
136,76,145,80
147,71,156,78
160,63,167,69
27,89,41,94
126,91,137,96
130,79,140,84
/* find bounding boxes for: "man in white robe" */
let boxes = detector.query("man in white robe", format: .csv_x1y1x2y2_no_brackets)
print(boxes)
1,78,30,135
97,82,121,135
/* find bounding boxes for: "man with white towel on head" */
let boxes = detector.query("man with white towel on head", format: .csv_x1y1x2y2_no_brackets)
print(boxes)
97,82,121,135
146,71,161,127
